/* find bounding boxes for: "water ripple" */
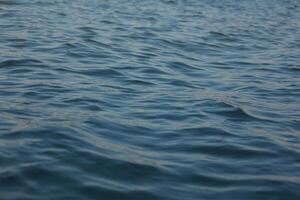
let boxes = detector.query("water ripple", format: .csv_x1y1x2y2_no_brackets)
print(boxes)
1,0,300,199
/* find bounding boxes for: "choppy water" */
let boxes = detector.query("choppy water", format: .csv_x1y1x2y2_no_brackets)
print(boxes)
1,0,300,199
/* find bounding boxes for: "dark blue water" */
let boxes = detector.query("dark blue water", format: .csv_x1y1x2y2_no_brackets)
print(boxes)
1,0,300,199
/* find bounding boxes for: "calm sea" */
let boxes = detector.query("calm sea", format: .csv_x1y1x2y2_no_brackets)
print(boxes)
0,0,300,199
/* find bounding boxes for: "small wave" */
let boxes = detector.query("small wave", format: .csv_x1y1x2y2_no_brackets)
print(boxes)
1,0,300,199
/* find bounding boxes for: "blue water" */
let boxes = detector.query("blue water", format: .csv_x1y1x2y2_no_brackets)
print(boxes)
1,0,300,199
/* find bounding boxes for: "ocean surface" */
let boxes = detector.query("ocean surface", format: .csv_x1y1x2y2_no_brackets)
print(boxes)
1,0,300,199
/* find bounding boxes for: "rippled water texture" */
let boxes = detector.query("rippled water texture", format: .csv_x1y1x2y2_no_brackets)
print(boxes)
1,0,300,199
